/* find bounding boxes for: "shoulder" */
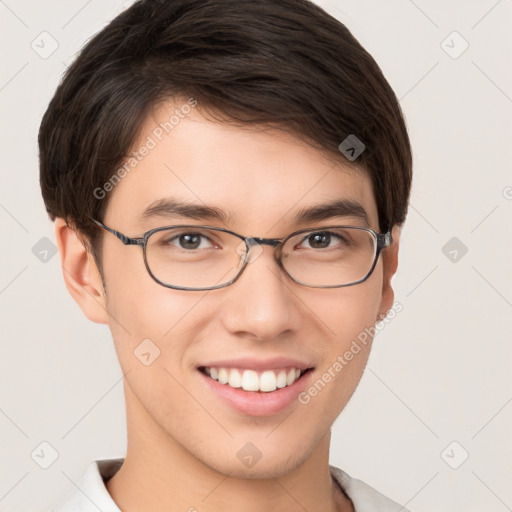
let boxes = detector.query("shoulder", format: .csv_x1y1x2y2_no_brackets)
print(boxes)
49,459,123,512
330,465,412,512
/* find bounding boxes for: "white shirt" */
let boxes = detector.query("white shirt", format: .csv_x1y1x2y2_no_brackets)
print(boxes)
50,458,411,512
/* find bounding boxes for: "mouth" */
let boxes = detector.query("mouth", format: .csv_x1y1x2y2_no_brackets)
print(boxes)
197,363,315,417
198,366,314,393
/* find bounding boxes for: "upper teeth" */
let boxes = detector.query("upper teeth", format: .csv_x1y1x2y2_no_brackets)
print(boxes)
205,367,302,392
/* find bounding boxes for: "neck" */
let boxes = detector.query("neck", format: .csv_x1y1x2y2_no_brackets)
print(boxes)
106,382,353,512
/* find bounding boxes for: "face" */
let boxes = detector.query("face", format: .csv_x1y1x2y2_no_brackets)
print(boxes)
75,99,397,479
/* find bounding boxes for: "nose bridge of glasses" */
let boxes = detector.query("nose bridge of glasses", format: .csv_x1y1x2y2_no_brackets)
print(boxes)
247,237,281,248
238,236,282,265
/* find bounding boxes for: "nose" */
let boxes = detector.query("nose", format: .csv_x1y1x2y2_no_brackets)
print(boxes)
219,243,303,341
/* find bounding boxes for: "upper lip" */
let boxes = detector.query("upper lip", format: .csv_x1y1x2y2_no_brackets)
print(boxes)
198,357,315,372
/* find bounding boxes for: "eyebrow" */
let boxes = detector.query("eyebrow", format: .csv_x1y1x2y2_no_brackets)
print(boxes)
141,198,230,223
140,197,370,227
294,199,369,226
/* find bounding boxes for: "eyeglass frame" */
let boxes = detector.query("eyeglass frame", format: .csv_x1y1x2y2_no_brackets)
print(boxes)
90,217,392,291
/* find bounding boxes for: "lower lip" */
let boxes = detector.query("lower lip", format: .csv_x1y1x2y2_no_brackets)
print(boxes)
198,369,314,417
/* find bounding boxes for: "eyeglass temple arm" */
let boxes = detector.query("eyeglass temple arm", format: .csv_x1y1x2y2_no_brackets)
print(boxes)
90,218,143,246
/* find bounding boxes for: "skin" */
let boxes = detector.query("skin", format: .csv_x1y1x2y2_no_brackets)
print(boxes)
55,98,400,512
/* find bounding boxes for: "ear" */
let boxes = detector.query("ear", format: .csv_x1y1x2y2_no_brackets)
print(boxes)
54,218,110,324
377,225,401,320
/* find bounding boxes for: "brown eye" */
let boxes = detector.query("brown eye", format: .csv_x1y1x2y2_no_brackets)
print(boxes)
299,231,346,250
307,232,332,249
159,231,216,251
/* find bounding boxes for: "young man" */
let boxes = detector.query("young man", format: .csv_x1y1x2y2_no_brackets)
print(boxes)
39,0,412,510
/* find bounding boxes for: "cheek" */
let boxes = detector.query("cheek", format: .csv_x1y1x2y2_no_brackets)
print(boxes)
302,265,384,410
316,261,384,344
103,243,184,326
102,248,205,370
105,274,206,427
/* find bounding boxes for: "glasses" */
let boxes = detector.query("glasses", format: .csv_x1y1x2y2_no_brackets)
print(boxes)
91,219,392,291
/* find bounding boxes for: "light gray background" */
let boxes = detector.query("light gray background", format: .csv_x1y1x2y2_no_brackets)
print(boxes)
1,1,511,511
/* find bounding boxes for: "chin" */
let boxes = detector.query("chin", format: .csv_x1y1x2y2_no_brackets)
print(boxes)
190,435,316,481
212,454,309,480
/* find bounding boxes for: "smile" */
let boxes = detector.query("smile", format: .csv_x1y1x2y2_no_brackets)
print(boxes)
199,366,309,393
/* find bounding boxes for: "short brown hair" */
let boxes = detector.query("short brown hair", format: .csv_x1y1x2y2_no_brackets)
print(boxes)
39,0,412,262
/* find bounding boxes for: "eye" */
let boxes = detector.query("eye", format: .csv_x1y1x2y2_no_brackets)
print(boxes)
165,232,216,250
299,231,346,250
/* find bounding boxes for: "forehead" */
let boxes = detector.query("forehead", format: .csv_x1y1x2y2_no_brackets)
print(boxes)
104,98,379,232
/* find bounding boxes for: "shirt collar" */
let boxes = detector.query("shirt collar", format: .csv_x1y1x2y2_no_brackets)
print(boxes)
52,458,409,512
